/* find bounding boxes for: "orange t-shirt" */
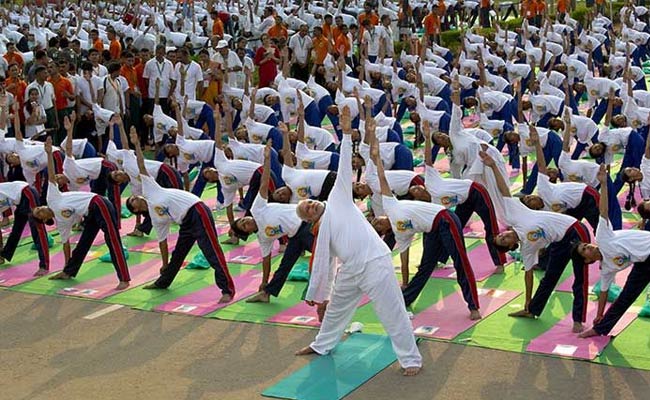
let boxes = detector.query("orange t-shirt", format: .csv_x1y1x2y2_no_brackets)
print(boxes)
358,13,379,38
312,35,329,64
48,75,74,110
109,39,122,61
557,0,567,12
332,26,343,42
93,38,104,52
535,0,546,14
135,62,147,98
3,53,24,70
268,24,288,40
335,34,350,57
5,76,27,108
422,14,440,36
212,18,224,38
120,65,138,90
322,23,333,40
438,0,447,14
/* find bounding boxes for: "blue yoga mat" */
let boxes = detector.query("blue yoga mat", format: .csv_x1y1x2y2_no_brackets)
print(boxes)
262,334,398,400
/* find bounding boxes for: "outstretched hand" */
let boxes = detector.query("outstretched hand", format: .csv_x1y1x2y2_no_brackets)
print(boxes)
264,139,272,159
479,150,495,167
528,125,539,142
340,106,351,134
597,163,608,184
129,126,139,145
44,136,53,154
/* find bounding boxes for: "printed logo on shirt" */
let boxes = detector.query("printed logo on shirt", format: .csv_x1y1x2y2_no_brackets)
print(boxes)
491,128,500,137
182,152,196,161
0,198,12,208
75,176,90,185
612,254,631,268
535,105,547,113
567,174,583,182
305,136,316,146
611,143,622,152
395,219,414,232
570,126,578,134
551,202,567,212
25,159,39,169
60,208,75,219
301,160,316,169
524,138,535,147
264,225,283,237
154,205,171,217
156,122,165,131
526,228,547,242
221,175,238,185
296,186,312,198
251,134,264,143
589,89,599,97
440,195,459,207
284,96,295,105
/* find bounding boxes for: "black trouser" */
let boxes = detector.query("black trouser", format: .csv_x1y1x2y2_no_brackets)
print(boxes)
317,171,337,201
594,257,650,335
528,222,591,322
1,186,49,270
565,186,600,233
63,196,130,281
89,160,121,228
154,202,234,296
264,222,314,297
291,63,310,82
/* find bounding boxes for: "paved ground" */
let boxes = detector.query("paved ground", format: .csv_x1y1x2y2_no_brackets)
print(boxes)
1,290,649,400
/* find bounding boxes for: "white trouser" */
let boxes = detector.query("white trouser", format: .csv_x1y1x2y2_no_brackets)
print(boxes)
310,255,422,369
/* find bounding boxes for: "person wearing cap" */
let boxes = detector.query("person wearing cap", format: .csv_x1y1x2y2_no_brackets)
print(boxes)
577,164,650,339
229,141,315,303
293,106,422,376
213,39,242,87
31,136,130,290
125,129,235,302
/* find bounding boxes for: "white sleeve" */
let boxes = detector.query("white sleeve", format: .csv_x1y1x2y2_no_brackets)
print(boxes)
153,219,172,242
599,270,617,291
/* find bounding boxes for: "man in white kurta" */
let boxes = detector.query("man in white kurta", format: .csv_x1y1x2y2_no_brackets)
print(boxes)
294,107,422,374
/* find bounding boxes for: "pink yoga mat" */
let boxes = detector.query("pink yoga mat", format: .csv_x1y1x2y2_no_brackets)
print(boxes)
69,217,139,246
618,188,632,209
225,240,279,265
266,296,371,327
153,269,262,316
556,262,632,293
431,244,513,282
526,301,637,360
462,115,480,128
58,258,161,299
1,222,56,241
411,288,521,340
129,223,230,254
0,251,66,287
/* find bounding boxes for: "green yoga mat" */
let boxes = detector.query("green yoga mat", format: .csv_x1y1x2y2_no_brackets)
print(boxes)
262,334,398,400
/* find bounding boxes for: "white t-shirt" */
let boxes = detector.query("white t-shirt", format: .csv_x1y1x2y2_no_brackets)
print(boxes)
175,135,215,174
358,142,398,170
282,165,329,203
529,94,564,123
536,173,586,212
101,76,129,114
63,157,104,190
25,81,55,109
171,61,203,102
23,104,46,138
425,165,472,208
228,140,264,163
213,50,243,86
558,151,599,188
288,33,313,64
502,197,576,271
16,141,48,185
213,148,260,208
46,184,95,243
121,151,163,196
243,118,273,144
250,195,302,257
143,58,174,98
0,181,28,212
517,124,551,157
596,216,650,290
362,27,382,56
640,156,650,199
304,124,335,150
382,195,445,253
141,174,201,241
296,142,334,170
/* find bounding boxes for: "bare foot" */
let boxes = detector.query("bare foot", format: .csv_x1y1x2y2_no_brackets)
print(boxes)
49,272,71,280
494,265,504,274
142,283,163,290
508,309,535,318
572,322,584,333
578,328,599,338
402,366,421,376
218,294,233,303
127,229,144,237
115,281,130,291
469,309,482,320
246,291,270,303
295,346,317,356
33,268,48,277
0,218,11,227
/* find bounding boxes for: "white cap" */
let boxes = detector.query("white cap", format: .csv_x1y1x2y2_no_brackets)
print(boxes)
216,39,228,49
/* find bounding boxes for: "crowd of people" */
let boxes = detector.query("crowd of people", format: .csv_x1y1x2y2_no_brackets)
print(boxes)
1,0,650,376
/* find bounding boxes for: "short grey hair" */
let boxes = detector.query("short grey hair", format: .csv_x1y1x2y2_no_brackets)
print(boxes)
296,200,309,221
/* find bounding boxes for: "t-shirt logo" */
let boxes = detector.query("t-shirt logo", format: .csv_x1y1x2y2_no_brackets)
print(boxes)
182,152,196,161
60,208,75,219
305,136,316,146
612,255,631,268
589,89,598,97
491,128,500,137
570,126,578,133
296,186,312,198
156,122,164,131
0,198,11,208
567,173,583,182
440,195,458,207
301,160,316,169
535,105,546,113
395,219,413,232
251,134,263,143
525,138,534,147
264,225,283,237
75,176,89,185
25,159,39,169
285,96,295,105
611,143,622,152
222,175,238,185
551,202,566,212
154,205,170,217
526,228,546,242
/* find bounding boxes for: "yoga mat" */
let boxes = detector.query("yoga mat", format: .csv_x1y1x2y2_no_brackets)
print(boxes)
57,257,161,299
224,240,279,265
69,217,139,246
1,221,57,242
261,334,398,400
130,232,179,253
556,263,632,293
153,269,261,316
266,296,371,327
431,244,512,282
411,288,521,340
526,302,638,360
0,251,66,287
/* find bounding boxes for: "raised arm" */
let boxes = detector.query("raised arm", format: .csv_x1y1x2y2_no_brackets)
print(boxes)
604,87,615,127
296,94,306,144
331,106,353,200
259,141,272,200
45,137,55,183
280,123,295,167
249,88,257,119
371,121,392,197
423,120,434,167
480,151,511,197
530,125,547,175
597,163,608,219
64,114,75,157
129,127,149,176
562,108,572,152
117,114,130,150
